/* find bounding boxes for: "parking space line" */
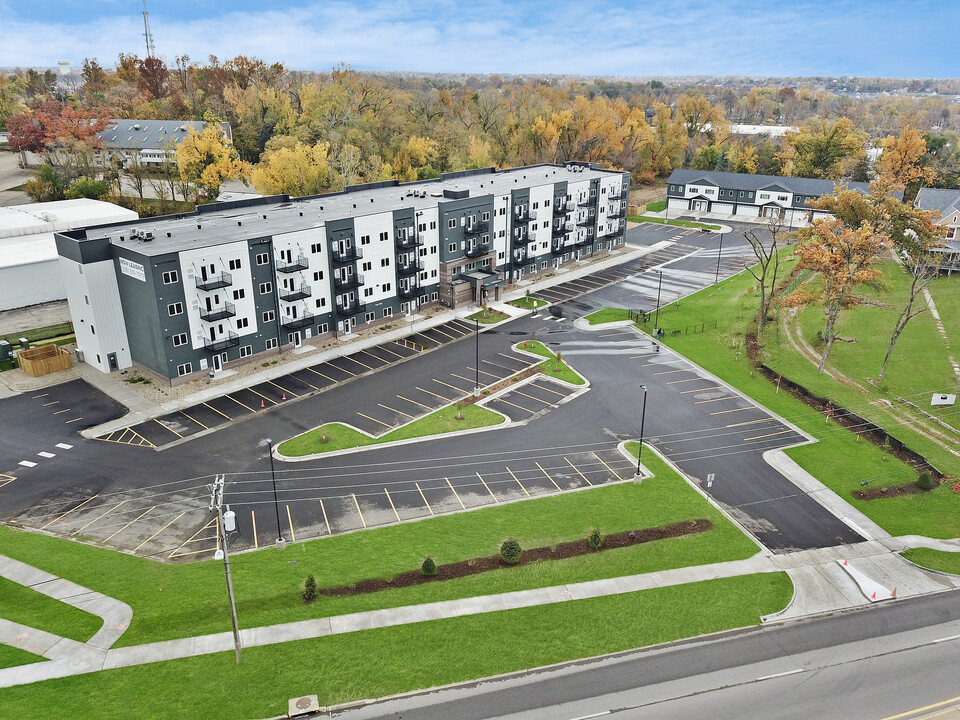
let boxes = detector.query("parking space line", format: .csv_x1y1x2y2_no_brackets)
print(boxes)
204,402,233,420
667,377,707,385
599,331,633,338
269,380,299,397
483,358,520,372
431,326,459,341
744,429,794,442
446,478,465,508
103,506,155,542
574,276,607,286
467,366,501,379
352,493,367,528
53,408,71,415
41,494,100,529
251,511,258,548
449,319,475,333
133,510,186,553
694,396,737,404
357,411,394,429
592,452,624,481
394,339,424,353
343,355,374,371
378,345,405,359
225,394,256,412
65,417,83,424
498,352,524,364
565,457,593,486
711,406,757,415
247,387,276,405
286,505,296,541
169,518,218,559
532,383,567,398
379,402,414,419
493,397,535,413
680,386,723,394
512,389,552,405
450,372,477,385
154,419,183,438
505,467,530,497
319,499,331,534
412,334,441,348
384,488,401,522
416,482,434,515
476,472,499,502
357,349,389,365
74,500,128,534
536,462,563,491
726,418,772,428
181,411,209,429
290,375,320,391
306,366,339,383
329,361,356,376
32,393,48,398
433,378,468,393
655,368,694,376
416,385,453,402
397,394,432,411
0,474,16,489
42,401,60,406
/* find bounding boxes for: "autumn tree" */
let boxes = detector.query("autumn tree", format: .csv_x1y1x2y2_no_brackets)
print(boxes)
0,74,28,131
781,118,867,179
175,117,251,200
7,99,110,177
251,138,331,196
876,127,936,199
744,217,790,333
391,136,438,182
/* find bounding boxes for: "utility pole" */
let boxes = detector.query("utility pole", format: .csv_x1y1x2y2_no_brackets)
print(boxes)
715,233,724,284
654,270,664,330
209,475,242,664
474,318,480,395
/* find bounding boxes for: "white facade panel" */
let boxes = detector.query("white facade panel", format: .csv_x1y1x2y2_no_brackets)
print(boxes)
59,257,131,373
0,259,61,310
354,212,397,306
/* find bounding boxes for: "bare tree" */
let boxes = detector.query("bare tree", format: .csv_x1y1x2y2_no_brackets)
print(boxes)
126,151,146,199
743,216,789,333
878,259,938,383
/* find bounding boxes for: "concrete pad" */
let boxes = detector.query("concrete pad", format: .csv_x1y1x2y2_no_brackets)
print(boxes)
861,554,956,595
777,566,864,618
837,559,892,602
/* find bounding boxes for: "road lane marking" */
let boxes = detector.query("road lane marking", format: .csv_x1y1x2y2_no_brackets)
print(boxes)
483,358,520,372
599,331,633,338
565,457,593,486
352,493,367,528
306,366,338,383
319,499,331,535
876,693,960,720
726,418,771,428
654,369,694,376
536,462,563,491
37,451,55,458
694,396,737,404
755,668,804,682
169,518,218,558
446,477,465,508
41,494,100,529
343,355,373,371
247,387,276,405
512,388,552,405
533,383,567,398
42,401,60,406
666,377,708,385
104,506,155,542
744,429,794,441
450,372,477,385
53,409,71,415
65,417,83,423
357,349,389,365
385,488,401,522
416,483,434,515
329,361,356,376
269,380,299,397
378,345,404,359
0,474,16,489
225,394,256,413
286,505,296,541
32,393,48,398
433,378,468,393
74,500,128,534
431,326,458,341
477,472,499,502
466,366,500,379
154,419,182,438
357,411,394,429
506,467,530,497
493,397,535,413
204,402,233,420
133,511,185,552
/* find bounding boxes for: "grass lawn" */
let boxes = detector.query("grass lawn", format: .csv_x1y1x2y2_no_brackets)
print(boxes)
902,548,960,575
278,402,502,456
0,577,103,643
0,447,761,648
646,200,667,212
583,308,631,325
467,308,510,324
0,572,791,719
508,296,547,311
515,340,585,385
0,644,43,670
627,215,721,231
1,322,74,347
645,259,960,538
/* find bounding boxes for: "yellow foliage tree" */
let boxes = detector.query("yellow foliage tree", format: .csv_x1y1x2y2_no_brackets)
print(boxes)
175,120,251,199
392,136,438,182
876,127,936,188
250,139,331,196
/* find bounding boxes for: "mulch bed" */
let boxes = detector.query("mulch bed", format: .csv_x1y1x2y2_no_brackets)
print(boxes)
852,481,936,500
319,519,713,597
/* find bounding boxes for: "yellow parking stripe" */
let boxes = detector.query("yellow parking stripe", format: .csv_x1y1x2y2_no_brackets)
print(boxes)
357,411,394,429
41,494,100,529
53,408,71,415
65,417,83,423
446,477,465,508
385,488,401,522
352,493,367,528
204,402,233,420
397,394,432,411
449,319,475,333
154,419,182,438
247,387,276,405
74,500,128,534
180,411,209,429
343,355,373,371
433,378,468,393
169,517,218,558
512,388,552,405
286,505,296,541
506,467,530,497
694,396,737,404
379,402,414,418
329,361,356,376
655,368,693,376
431,326,458,341
42,401,60,406
667,377,707,384
711,406,757,415
416,385,453,401
269,380,299,397
531,382,567,397
357,349,389,365
103,506,155,542
483,358,520,372
450,372,477,385
592,452,623,481
744,429,794,442
378,345,405,359
133,510,185,552
494,397,535,413
726,418,771,428
416,482,434,515
680,386,722,394
536,462,563,491
306,366,338,383
251,511,258,547
565,457,593,486
319,498,331,535
225,394,256,413
476,472,499,502
466,366,500,379
0,473,16,489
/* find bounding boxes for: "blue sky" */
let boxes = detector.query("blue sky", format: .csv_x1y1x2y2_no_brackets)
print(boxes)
0,0,954,77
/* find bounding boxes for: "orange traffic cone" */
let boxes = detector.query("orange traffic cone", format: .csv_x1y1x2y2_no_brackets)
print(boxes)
871,592,876,599
843,559,847,565
260,399,265,408
891,588,897,598
282,392,287,401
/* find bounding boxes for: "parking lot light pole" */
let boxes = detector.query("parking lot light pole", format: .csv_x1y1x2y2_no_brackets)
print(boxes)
635,385,648,481
262,438,284,544
654,270,663,329
474,318,480,396
715,233,725,284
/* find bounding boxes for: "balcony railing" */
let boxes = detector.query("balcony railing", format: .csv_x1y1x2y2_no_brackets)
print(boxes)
196,272,232,291
465,243,490,258
578,215,595,227
279,284,312,302
397,260,423,277
551,241,567,256
554,199,568,216
576,234,593,247
464,221,489,237
199,301,236,322
516,209,538,223
276,255,309,273
608,206,626,218
396,233,423,250
336,299,367,317
513,248,527,264
334,273,365,291
332,246,363,263
399,283,420,298
281,313,315,330
204,331,239,352
513,227,528,243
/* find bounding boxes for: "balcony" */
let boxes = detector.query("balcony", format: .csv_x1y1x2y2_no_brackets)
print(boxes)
332,245,363,263
608,206,626,219
464,221,489,237
552,223,568,238
579,195,597,207
399,282,420,298
204,331,239,352
282,313,315,330
334,272,365,291
554,199,568,216
397,260,423,277
336,299,367,317
199,301,236,322
516,208,538,223
277,255,309,273
196,272,232,291
576,234,593,247
513,248,527,265
396,233,423,251
551,241,567,256
513,227,528,243
465,243,490,258
279,284,312,302
578,215,596,227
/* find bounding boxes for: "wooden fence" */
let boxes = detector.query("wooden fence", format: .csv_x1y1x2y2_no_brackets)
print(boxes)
17,344,72,377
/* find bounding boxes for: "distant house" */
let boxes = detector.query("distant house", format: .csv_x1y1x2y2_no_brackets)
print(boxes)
914,188,960,274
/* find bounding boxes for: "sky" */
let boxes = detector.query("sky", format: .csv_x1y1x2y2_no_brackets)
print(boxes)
0,0,955,78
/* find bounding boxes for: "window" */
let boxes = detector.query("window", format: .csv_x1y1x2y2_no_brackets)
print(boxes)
778,195,788,202
91,325,96,335
544,200,551,208
419,247,428,257
315,297,327,308
259,282,273,294
601,187,606,195
482,211,490,221
228,259,242,270
533,202,539,210
418,222,426,232
232,289,245,300
313,270,324,282
172,332,188,347
383,307,393,318
705,189,714,195
382,282,391,292
431,292,439,301
177,362,192,377
590,189,596,198
482,234,489,243
360,234,371,245
431,246,437,254
236,317,249,330
167,302,183,316
365,312,376,323
265,337,278,350
542,221,548,228
448,243,457,253
363,287,374,297
759,193,769,200
256,253,269,265
430,220,437,230
498,207,506,216
379,231,388,242
362,261,372,271
319,323,329,334
380,258,390,268
448,219,456,229
262,310,275,323
239,345,252,358
310,243,322,254
739,191,744,198
84,294,89,305
162,270,179,284
431,269,438,278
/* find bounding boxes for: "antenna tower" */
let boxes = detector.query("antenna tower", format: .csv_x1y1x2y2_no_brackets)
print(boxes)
142,0,156,59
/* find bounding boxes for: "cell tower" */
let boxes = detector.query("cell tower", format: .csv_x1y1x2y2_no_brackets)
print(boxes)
142,0,156,59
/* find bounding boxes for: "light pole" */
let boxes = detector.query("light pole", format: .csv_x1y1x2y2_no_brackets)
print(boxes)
635,385,648,480
474,318,480,396
262,438,284,544
715,233,724,285
654,270,663,330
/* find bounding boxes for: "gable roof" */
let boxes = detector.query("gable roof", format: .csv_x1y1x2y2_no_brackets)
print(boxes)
96,119,233,151
915,188,960,221
666,169,873,197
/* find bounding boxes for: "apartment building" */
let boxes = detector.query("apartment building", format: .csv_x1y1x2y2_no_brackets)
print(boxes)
914,188,960,274
55,162,628,383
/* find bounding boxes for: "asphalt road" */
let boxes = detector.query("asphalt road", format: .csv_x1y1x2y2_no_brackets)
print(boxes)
335,588,960,720
1,223,860,556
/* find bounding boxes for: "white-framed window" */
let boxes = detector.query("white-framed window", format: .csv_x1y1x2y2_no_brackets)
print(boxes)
379,231,388,241
236,317,249,329
259,282,272,294
172,332,188,347
590,189,596,198
430,220,437,229
363,287,374,297
705,189,714,195
228,259,242,270
431,292,439,301
383,307,393,318
380,258,390,267
162,270,179,284
541,261,548,269
482,211,490,221
265,337,278,350
232,289,245,300
239,345,252,358
448,219,456,229
177,362,192,377
313,270,324,281
382,282,391,292
448,243,456,253
167,302,183,316
315,297,327,308
256,252,269,265
418,222,426,232
365,311,376,323
318,323,329,333
262,310,275,323
360,234,371,245
759,193,770,200
310,243,322,254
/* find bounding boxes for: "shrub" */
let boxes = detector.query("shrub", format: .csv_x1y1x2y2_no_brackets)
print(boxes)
301,575,318,603
588,530,604,549
420,557,438,577
917,472,934,491
500,539,522,565
66,177,110,200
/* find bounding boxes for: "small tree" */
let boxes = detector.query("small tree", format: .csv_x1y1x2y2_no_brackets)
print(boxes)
499,539,522,565
301,575,318,603
420,557,438,577
455,399,465,420
588,530,604,549
65,177,109,200
554,351,563,372
916,472,934,491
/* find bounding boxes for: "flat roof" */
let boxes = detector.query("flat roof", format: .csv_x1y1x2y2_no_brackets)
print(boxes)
77,163,624,258
0,199,138,240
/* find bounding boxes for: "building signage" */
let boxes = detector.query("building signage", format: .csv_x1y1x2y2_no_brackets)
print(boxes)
119,257,146,282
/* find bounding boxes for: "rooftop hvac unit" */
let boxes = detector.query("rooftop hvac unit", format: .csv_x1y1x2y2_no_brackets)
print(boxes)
143,232,154,241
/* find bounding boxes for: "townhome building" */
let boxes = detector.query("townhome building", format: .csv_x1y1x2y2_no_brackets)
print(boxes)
914,188,960,274
55,162,628,383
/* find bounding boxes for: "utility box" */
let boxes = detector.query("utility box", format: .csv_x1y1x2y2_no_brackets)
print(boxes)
0,340,10,361
18,337,29,350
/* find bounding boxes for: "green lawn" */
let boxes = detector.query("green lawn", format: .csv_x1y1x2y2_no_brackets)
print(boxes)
508,296,547,310
627,215,721,230
515,340,585,386
0,447,760,649
583,308,631,325
278,403,503,456
0,643,43,670
902,548,960,575
467,308,510,324
646,200,667,212
1,322,74,347
0,572,791,719
0,577,103,643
